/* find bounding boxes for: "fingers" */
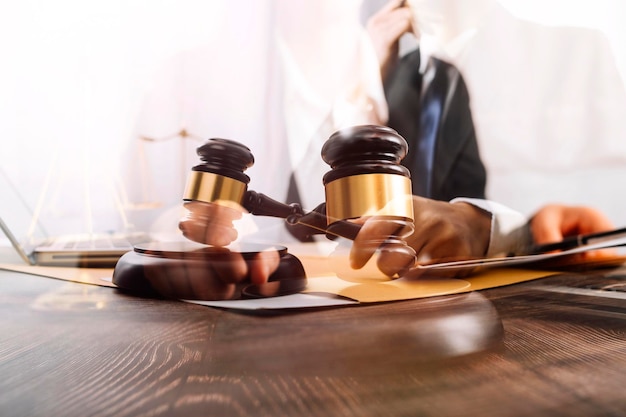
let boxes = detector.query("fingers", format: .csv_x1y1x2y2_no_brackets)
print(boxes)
531,204,614,244
140,247,281,300
530,204,617,261
181,261,237,300
247,250,281,285
142,257,237,300
377,240,416,277
350,217,406,270
351,197,491,278
205,249,250,284
366,0,414,78
179,201,242,246
369,7,413,38
529,205,564,244
407,198,491,262
565,205,614,235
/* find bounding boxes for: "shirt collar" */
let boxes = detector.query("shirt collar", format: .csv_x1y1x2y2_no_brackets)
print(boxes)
418,27,478,72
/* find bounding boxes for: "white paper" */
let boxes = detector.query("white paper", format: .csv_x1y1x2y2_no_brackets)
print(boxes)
417,236,626,271
184,292,357,310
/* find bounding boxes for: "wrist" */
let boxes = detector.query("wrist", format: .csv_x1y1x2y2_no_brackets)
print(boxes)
450,198,529,257
454,202,491,257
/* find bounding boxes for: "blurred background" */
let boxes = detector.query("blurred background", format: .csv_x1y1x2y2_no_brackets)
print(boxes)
2,0,625,240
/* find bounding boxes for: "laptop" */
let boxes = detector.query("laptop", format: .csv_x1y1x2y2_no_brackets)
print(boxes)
0,168,148,268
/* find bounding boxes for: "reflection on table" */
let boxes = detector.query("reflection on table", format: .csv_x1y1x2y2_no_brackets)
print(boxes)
0,265,625,417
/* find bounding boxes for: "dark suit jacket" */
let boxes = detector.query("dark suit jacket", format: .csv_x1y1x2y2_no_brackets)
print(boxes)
384,49,487,201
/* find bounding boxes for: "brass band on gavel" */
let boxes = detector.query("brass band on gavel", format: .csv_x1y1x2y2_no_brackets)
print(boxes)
183,170,247,209
321,124,415,227
324,172,414,223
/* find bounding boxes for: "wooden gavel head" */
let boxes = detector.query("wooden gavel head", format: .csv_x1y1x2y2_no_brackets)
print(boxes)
321,125,415,240
183,138,301,219
183,138,253,210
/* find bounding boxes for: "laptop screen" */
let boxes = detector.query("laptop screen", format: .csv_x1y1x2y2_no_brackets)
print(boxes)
0,167,50,259
0,167,149,267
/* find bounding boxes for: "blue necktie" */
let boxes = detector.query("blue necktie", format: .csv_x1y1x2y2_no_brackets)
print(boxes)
414,58,447,198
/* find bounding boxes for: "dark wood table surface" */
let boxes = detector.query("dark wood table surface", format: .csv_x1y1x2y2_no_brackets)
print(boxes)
1,265,625,417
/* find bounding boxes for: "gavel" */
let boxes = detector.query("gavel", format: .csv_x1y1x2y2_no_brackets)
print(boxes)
184,125,416,257
113,125,417,300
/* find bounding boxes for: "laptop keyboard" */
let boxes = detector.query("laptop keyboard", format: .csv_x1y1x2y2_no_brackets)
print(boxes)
56,233,150,250
64,238,134,250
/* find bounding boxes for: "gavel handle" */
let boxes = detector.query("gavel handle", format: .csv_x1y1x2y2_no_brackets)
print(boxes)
286,203,361,241
242,190,304,219
243,193,415,273
241,191,361,241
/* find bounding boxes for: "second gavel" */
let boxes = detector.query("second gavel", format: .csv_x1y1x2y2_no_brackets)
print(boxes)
183,124,417,274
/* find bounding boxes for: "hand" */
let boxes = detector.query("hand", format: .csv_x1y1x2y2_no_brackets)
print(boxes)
530,204,615,261
531,204,614,243
169,200,281,299
351,196,491,278
141,247,281,300
366,0,414,80
179,201,242,246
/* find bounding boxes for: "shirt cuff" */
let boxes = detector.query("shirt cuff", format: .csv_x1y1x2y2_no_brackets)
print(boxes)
450,198,533,257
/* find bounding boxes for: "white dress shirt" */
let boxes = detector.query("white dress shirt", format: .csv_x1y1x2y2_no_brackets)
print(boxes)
452,197,533,256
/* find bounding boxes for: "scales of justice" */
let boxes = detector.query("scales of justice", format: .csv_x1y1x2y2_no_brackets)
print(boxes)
128,128,205,211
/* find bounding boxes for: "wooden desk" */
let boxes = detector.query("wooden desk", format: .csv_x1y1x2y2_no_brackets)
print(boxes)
0,267,624,417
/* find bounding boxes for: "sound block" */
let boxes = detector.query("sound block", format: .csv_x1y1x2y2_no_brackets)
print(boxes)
113,241,307,300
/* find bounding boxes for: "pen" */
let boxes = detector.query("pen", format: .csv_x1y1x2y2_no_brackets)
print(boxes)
531,227,626,254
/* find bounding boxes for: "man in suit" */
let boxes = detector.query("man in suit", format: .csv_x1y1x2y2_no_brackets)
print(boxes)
366,0,487,201
385,51,486,200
